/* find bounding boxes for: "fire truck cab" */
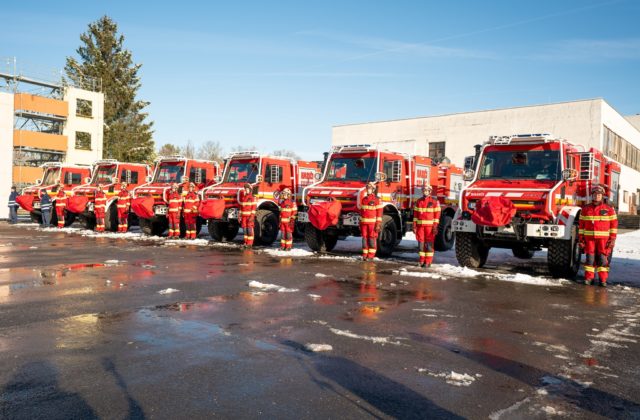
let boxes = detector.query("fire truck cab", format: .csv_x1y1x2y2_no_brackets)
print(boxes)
201,151,319,245
19,162,91,226
299,144,463,257
69,159,150,231
132,155,220,237
453,133,621,278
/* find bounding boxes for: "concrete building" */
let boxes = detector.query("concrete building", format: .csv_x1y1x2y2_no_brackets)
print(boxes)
332,99,640,214
0,69,104,219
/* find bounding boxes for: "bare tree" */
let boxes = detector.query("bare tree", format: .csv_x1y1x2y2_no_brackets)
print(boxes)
229,145,258,153
180,140,196,159
158,143,181,156
197,140,224,162
272,149,301,160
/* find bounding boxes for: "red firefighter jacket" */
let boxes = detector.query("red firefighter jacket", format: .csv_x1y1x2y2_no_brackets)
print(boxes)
579,201,618,240
239,191,257,219
359,192,382,225
117,189,131,211
279,198,297,224
183,191,200,215
168,191,183,213
55,189,67,209
413,196,441,229
94,191,107,215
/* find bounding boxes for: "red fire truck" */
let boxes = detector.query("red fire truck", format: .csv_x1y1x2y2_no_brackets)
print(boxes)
17,162,91,226
67,159,151,231
132,156,220,237
453,133,621,278
299,144,463,256
200,151,319,245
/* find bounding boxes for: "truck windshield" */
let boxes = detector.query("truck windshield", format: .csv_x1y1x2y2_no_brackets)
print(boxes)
154,162,185,184
479,150,561,181
224,161,259,183
92,165,117,184
42,168,61,185
326,157,376,182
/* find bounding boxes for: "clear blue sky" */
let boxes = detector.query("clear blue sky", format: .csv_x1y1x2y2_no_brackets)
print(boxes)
1,0,639,160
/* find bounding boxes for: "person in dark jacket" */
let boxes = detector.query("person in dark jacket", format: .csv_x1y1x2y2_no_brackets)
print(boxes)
40,190,52,227
8,186,19,224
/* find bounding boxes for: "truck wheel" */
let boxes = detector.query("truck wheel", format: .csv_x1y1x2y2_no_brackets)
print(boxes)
512,246,535,259
140,218,166,236
547,225,581,279
435,215,455,251
224,222,239,241
30,212,42,224
376,215,398,257
304,224,339,252
82,216,96,231
255,209,279,246
208,220,225,241
455,232,489,268
50,210,76,227
104,205,118,232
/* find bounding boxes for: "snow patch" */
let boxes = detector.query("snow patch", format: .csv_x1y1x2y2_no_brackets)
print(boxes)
433,264,483,278
262,248,315,257
492,272,567,287
158,288,180,294
305,343,333,352
315,273,330,277
248,281,299,293
417,369,478,386
329,327,402,345
308,294,322,300
104,259,123,264
393,268,444,279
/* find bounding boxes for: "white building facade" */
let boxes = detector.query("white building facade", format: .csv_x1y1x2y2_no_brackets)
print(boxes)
332,99,640,214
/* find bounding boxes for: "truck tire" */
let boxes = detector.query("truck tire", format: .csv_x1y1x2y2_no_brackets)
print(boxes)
512,246,535,259
376,215,397,257
435,215,455,251
140,218,166,236
208,220,225,241
455,232,489,268
304,223,337,252
50,209,76,228
30,212,42,224
224,222,239,241
293,221,305,240
81,216,96,231
255,209,279,246
104,204,118,232
547,225,581,279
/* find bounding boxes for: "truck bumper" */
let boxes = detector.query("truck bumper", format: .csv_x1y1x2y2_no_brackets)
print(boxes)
452,219,476,233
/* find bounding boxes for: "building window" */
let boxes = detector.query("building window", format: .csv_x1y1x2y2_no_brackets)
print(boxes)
603,125,640,171
75,131,92,150
428,142,446,161
76,99,93,118
13,148,65,167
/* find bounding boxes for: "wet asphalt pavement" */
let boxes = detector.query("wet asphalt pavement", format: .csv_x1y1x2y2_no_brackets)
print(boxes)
0,223,639,419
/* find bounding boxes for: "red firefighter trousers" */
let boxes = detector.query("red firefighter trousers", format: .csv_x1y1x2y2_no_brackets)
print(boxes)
56,207,65,228
280,222,293,250
117,209,129,232
184,213,198,239
95,211,105,232
360,224,378,259
168,212,181,237
584,238,610,283
416,226,436,265
241,217,254,246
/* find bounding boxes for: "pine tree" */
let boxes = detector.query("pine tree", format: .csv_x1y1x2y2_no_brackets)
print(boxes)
65,15,154,163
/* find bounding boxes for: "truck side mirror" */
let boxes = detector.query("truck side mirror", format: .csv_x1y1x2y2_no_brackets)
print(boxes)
35,179,42,185
562,169,577,181
314,172,322,181
464,156,475,171
213,175,222,183
146,175,153,183
255,175,264,183
84,177,91,184
375,172,387,182
463,169,475,181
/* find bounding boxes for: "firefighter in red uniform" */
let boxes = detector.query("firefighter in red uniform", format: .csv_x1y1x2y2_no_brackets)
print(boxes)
183,183,200,239
413,184,441,267
94,186,107,232
116,182,131,233
179,176,190,199
359,182,383,261
167,183,183,238
240,183,257,248
278,188,297,251
579,185,618,286
54,182,67,228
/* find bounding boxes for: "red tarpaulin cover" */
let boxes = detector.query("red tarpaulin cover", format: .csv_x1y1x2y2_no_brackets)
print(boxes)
308,200,342,230
15,195,35,212
67,196,89,214
471,196,516,227
199,198,226,219
131,196,156,219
